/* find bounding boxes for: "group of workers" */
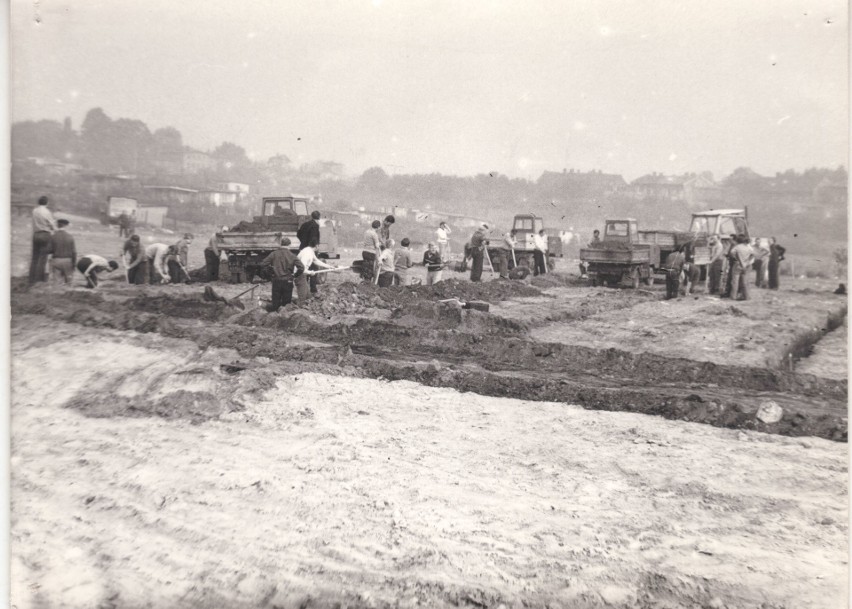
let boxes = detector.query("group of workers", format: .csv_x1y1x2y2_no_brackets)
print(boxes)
359,216,432,286
121,233,195,285
467,223,550,282
663,234,786,300
27,194,201,290
28,196,120,289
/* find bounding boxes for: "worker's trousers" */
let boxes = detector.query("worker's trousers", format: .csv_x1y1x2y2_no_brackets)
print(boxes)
361,251,376,282
753,259,765,288
730,263,749,300
128,261,148,285
533,250,547,276
204,248,220,281
470,250,484,282
268,278,294,312
708,259,723,294
51,258,74,285
295,274,311,304
665,270,680,299
29,231,52,284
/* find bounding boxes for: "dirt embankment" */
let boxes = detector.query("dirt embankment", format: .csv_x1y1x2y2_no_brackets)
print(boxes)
11,277,848,441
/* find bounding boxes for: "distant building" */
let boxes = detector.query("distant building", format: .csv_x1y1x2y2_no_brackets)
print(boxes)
627,173,722,207
142,185,198,205
197,190,240,207
183,150,216,174
137,206,170,228
213,182,251,200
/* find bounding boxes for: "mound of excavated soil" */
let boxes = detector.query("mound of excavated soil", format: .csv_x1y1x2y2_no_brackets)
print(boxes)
296,279,543,317
127,294,232,321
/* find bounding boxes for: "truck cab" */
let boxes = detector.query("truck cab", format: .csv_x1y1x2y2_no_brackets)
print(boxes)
256,195,338,258
602,218,639,242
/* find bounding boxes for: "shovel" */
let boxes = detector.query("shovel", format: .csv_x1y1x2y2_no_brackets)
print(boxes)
175,259,193,284
438,297,490,312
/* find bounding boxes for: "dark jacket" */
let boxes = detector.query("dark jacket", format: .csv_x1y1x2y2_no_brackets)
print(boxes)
296,219,320,251
423,250,443,272
49,229,77,265
261,248,304,281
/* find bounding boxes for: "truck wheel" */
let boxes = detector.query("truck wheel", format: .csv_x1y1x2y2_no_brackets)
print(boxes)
590,276,599,287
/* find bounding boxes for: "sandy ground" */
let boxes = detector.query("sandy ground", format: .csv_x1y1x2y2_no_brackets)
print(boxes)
10,317,849,609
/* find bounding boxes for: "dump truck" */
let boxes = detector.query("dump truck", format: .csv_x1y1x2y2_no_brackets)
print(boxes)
579,218,657,288
216,195,339,283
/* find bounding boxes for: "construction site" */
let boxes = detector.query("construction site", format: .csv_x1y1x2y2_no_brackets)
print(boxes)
10,208,849,609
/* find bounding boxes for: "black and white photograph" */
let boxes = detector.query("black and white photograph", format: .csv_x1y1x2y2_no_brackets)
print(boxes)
8,1,849,607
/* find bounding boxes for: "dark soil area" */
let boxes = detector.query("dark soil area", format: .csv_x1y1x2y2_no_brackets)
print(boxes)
11,275,848,441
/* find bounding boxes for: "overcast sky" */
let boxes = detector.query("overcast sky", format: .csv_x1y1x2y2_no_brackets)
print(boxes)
10,0,849,180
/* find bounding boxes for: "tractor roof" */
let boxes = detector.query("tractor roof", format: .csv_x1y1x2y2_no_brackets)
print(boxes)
692,209,745,216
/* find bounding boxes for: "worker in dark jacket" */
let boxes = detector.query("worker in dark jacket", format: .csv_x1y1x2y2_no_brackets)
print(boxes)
260,238,304,312
469,223,489,282
297,211,322,293
49,218,76,284
123,234,147,284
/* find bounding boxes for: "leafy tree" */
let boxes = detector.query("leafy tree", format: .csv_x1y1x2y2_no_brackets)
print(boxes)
212,141,250,168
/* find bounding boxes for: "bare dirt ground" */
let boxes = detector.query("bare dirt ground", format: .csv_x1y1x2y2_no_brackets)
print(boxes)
10,215,849,608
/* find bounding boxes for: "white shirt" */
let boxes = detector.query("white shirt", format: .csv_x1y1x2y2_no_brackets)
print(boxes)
436,227,450,243
533,233,547,252
378,249,395,273
32,206,56,233
81,254,109,276
297,247,332,272
146,243,171,275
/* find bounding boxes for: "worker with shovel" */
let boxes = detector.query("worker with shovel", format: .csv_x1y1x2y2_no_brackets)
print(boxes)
260,238,305,312
296,238,335,304
168,233,193,284
496,229,517,279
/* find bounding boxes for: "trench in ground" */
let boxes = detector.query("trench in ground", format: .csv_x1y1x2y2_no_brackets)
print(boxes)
10,284,848,441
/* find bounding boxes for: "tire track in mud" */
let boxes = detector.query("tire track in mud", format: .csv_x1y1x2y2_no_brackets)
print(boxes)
11,284,848,441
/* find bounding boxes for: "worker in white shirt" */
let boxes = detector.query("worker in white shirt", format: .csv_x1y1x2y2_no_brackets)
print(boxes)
377,239,396,287
497,229,517,279
532,229,548,276
29,195,57,285
146,243,176,284
436,222,452,263
76,254,119,288
296,239,334,303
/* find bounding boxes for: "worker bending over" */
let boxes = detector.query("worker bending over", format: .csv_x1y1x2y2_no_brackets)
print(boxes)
77,255,119,289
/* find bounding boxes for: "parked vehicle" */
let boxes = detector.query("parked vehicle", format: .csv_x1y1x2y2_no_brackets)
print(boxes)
637,209,750,280
505,214,563,269
216,195,339,283
579,218,657,288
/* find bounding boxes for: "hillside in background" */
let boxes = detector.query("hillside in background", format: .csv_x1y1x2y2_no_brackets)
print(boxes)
11,108,848,255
